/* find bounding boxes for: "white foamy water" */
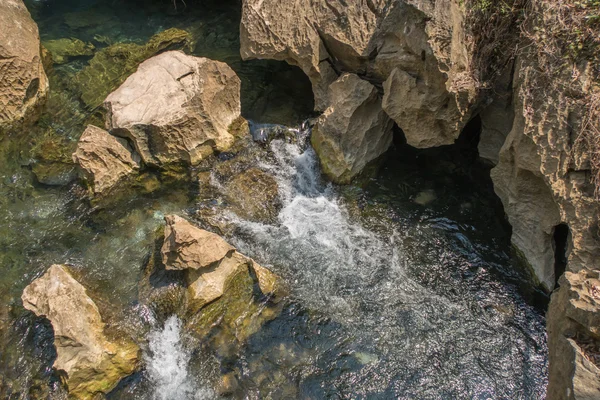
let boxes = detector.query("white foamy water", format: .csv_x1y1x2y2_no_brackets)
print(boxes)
146,316,214,400
225,125,547,398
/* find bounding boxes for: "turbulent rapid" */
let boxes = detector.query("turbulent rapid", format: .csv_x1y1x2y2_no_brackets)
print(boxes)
223,127,548,398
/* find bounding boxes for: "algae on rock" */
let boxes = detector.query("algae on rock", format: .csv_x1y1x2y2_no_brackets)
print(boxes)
141,215,287,359
21,265,140,400
42,38,95,64
71,28,190,109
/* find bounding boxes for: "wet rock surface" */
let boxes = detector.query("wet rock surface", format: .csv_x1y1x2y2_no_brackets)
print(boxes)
21,265,140,399
105,51,243,166
224,167,281,223
0,0,49,132
42,37,95,64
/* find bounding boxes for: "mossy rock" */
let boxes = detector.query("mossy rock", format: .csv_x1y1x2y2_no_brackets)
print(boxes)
30,130,78,186
71,28,190,109
224,167,281,223
184,262,283,358
42,38,95,64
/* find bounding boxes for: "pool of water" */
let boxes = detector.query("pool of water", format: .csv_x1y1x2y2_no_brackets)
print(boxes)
0,0,548,398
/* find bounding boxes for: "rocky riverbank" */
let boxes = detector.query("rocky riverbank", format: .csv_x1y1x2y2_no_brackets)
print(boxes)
1,0,598,398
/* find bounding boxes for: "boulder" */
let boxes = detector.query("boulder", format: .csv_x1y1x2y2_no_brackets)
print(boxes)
105,51,243,166
0,0,49,132
224,167,281,223
547,269,600,399
42,38,95,64
21,265,140,400
311,73,393,183
71,28,190,109
72,125,139,195
160,214,286,308
141,215,287,356
161,214,235,271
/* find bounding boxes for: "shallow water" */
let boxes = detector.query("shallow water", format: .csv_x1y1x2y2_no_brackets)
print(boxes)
0,0,548,398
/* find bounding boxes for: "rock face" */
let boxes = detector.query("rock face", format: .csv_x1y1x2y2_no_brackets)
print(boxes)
490,70,562,290
240,0,477,148
311,73,393,183
21,265,140,399
547,270,600,399
0,0,49,132
105,51,242,166
162,214,235,272
488,51,600,292
72,125,139,195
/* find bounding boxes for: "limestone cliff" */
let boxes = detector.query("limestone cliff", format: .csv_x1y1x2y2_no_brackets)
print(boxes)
241,0,600,396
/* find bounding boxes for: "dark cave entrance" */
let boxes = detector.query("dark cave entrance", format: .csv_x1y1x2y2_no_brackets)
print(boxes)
553,223,571,287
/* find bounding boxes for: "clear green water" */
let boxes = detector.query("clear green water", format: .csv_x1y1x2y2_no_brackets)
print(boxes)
0,0,548,398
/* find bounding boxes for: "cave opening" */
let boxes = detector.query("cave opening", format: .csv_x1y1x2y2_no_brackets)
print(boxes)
456,113,482,152
553,223,571,287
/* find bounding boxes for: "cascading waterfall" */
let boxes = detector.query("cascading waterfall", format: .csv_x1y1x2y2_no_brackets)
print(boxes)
145,316,214,400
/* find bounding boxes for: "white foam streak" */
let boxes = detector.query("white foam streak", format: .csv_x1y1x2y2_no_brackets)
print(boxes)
146,316,214,400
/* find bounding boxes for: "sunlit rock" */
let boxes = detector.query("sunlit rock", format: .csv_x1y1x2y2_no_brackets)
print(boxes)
72,125,139,195
311,73,393,184
0,0,49,132
547,269,600,399
42,38,95,64
162,214,235,271
142,215,287,357
105,51,244,166
240,0,476,148
72,28,190,109
21,265,140,400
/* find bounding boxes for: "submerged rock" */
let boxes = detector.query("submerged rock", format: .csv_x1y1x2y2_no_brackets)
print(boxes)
72,125,139,195
105,51,243,166
224,167,281,223
30,130,78,186
42,38,95,64
72,28,190,109
311,73,393,184
547,269,600,399
0,0,49,132
21,265,140,400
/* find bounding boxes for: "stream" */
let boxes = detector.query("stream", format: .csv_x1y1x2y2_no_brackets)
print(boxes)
0,0,549,398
